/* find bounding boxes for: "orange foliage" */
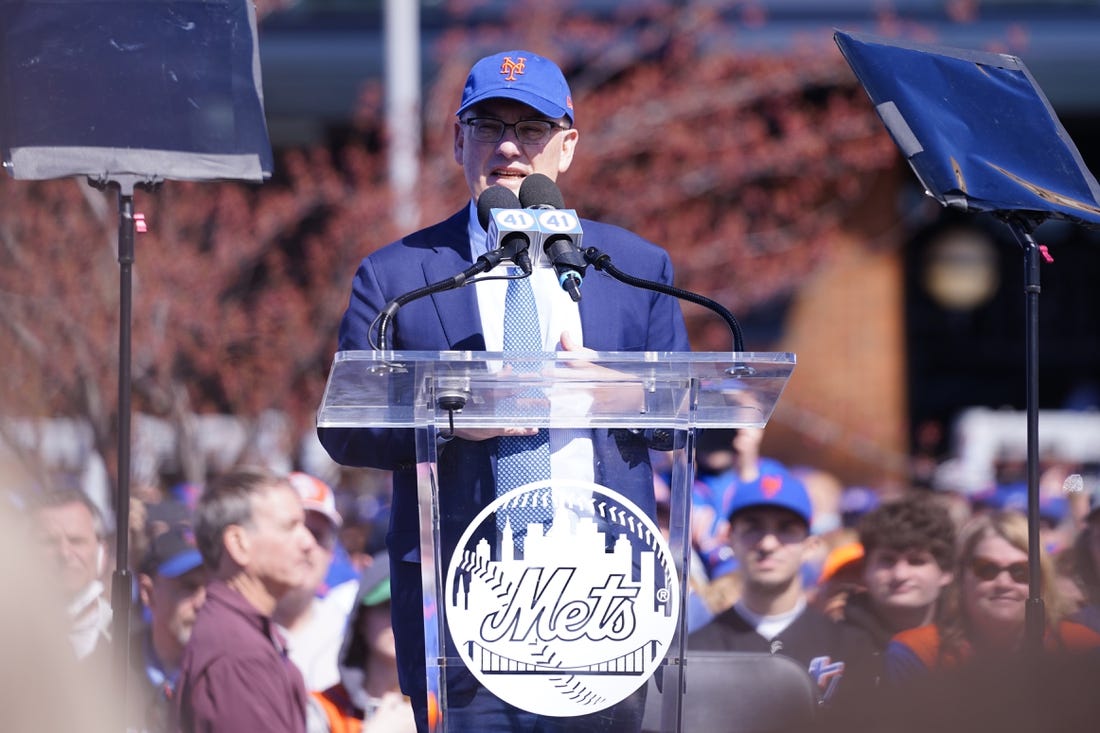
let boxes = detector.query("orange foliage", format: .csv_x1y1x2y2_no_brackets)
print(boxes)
0,1,900,488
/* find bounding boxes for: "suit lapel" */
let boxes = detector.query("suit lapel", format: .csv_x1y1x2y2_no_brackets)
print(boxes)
422,208,485,350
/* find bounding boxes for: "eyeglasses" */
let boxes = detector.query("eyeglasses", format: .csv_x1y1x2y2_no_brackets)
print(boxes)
970,557,1029,584
462,117,567,145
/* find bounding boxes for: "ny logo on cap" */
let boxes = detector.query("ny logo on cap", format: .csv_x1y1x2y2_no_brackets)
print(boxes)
499,56,527,82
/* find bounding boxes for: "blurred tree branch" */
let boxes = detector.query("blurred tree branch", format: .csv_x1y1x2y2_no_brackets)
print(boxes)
0,0,904,497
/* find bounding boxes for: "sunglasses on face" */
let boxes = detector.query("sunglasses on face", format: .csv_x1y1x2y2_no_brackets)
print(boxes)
970,557,1029,584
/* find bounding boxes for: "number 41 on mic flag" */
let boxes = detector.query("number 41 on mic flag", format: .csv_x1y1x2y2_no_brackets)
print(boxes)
489,208,539,242
533,209,584,253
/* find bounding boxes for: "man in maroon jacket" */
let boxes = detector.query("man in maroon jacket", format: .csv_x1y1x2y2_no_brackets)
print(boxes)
174,468,316,733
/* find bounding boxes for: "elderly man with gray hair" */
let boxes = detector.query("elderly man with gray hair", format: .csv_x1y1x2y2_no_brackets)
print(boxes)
173,468,316,733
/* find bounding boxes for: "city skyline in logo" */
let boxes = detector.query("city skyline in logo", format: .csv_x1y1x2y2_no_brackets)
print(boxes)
444,481,679,717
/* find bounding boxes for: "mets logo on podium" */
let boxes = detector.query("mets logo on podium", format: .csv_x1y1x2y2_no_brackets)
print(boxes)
444,479,679,717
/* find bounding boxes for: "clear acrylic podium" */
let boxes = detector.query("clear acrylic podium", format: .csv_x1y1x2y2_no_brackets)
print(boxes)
317,349,795,732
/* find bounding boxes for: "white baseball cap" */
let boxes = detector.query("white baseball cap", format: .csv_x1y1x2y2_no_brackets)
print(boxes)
288,471,342,528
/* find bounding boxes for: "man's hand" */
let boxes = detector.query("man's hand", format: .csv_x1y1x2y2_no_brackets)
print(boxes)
555,330,645,415
449,425,540,442
444,332,642,441
559,329,595,357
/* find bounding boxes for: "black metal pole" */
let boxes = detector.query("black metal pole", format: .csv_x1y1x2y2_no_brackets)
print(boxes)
1005,217,1046,656
111,182,136,728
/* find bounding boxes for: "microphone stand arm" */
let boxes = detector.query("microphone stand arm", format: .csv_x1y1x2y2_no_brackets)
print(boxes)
582,246,745,352
376,247,522,351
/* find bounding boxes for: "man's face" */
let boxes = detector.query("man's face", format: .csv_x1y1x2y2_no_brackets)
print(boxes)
728,507,812,593
146,566,208,648
34,501,103,597
863,547,952,616
302,511,337,593
454,98,579,202
360,601,397,663
245,486,315,599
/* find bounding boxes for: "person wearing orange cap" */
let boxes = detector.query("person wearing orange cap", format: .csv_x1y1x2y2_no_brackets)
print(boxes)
275,472,355,693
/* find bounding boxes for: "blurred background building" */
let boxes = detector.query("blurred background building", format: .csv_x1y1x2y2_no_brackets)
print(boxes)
3,0,1100,505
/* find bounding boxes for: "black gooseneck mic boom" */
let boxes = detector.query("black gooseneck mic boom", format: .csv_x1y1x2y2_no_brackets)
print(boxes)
374,185,533,350
583,249,745,352
516,175,744,351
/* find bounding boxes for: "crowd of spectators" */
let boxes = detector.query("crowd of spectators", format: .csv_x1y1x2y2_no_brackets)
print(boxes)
680,427,1100,731
7,429,1100,732
5,464,412,733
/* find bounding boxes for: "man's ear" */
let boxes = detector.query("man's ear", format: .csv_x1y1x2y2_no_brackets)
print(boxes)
801,532,824,558
138,573,155,610
453,120,465,165
223,525,250,568
557,127,579,174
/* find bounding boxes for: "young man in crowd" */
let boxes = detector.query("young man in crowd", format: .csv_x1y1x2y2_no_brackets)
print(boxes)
833,493,956,674
687,469,874,708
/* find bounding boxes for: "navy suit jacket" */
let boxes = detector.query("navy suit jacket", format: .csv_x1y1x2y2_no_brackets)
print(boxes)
319,206,689,563
318,206,689,708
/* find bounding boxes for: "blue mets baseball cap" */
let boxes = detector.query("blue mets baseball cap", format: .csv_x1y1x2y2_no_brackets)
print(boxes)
456,50,574,123
727,469,813,527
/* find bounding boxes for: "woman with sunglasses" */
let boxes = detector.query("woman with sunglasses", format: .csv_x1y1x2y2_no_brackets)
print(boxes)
882,510,1100,682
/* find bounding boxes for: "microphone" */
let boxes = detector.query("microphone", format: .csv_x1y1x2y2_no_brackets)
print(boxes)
476,185,535,275
518,174,586,302
374,186,535,351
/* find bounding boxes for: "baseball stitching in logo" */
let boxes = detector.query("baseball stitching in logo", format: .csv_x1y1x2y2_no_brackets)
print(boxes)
444,479,679,717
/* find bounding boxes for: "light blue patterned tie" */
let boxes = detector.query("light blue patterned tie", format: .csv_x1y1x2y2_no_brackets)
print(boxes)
496,274,552,538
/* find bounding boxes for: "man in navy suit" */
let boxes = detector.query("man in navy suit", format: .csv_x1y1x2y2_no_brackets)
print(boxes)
319,49,689,732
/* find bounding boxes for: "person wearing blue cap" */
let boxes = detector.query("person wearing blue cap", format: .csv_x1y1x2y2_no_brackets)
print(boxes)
319,49,689,733
687,469,875,713
132,525,208,733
